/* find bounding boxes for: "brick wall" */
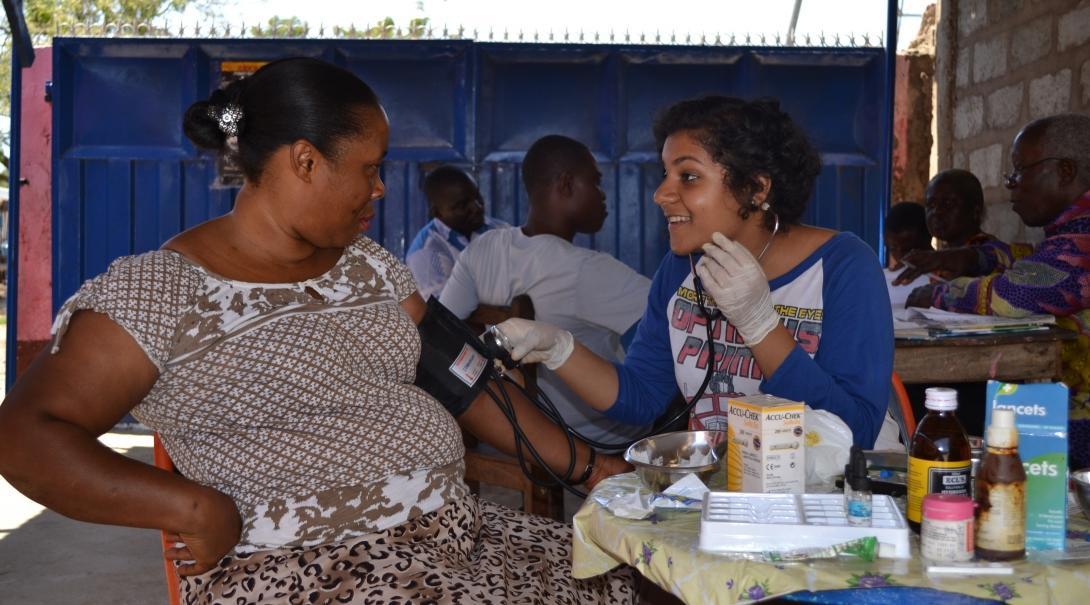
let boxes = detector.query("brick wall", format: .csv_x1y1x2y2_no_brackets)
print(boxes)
940,0,1090,244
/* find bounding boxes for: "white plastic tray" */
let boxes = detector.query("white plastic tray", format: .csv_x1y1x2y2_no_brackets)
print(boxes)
699,492,911,559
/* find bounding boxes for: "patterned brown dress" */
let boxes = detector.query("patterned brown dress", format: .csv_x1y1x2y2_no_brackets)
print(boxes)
51,236,636,604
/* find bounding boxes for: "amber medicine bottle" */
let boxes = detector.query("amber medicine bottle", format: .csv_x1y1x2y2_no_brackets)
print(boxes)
975,409,1026,561
907,387,972,532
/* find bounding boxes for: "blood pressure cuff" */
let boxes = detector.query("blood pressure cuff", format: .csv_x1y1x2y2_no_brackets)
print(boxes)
414,297,494,417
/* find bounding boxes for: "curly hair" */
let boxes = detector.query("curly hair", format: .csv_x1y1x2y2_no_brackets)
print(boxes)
652,96,822,231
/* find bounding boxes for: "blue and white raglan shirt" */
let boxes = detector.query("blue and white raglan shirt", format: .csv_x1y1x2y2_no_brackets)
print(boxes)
405,217,509,300
604,233,894,448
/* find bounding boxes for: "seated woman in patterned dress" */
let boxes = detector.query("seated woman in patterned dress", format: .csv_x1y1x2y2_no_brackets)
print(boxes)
0,57,635,604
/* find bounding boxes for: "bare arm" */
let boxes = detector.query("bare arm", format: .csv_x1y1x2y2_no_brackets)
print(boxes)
401,292,628,486
456,374,629,487
0,312,240,575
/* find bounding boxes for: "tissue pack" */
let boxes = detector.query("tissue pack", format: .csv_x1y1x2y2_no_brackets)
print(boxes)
726,394,805,493
985,380,1068,551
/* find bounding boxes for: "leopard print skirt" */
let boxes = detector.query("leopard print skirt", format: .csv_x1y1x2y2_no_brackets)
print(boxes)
181,495,637,604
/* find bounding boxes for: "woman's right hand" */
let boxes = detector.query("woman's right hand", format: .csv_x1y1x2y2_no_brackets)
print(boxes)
165,488,242,576
495,318,575,370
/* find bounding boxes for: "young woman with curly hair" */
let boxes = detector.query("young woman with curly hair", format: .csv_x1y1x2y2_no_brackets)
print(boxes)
498,95,898,449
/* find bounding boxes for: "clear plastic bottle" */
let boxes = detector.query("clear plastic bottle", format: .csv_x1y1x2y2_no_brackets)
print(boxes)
975,409,1026,561
907,387,972,533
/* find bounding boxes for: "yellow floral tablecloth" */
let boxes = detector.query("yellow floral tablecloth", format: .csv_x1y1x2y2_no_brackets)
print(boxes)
572,474,1090,604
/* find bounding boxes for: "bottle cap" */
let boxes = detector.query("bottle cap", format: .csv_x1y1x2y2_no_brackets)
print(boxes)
845,445,871,491
986,408,1019,448
922,494,974,521
924,387,959,411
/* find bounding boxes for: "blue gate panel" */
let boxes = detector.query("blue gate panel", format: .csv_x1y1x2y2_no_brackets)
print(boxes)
53,158,82,304
51,38,891,313
341,42,472,160
476,161,525,228
375,161,411,258
59,45,192,157
752,52,883,156
478,45,612,158
132,160,183,255
619,51,745,154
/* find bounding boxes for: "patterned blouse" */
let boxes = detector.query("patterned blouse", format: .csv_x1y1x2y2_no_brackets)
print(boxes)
51,237,467,552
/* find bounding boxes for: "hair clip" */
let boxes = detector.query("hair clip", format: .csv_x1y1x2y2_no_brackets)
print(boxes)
209,103,243,137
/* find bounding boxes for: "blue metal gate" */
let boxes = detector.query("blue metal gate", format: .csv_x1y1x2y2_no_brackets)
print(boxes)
50,38,890,312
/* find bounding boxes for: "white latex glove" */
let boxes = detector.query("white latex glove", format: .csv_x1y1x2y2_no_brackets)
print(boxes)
494,318,575,370
694,231,781,346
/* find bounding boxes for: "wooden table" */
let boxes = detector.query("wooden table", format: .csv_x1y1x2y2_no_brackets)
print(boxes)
894,326,1076,384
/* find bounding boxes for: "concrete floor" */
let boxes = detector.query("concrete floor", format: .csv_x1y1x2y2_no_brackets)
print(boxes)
0,432,167,605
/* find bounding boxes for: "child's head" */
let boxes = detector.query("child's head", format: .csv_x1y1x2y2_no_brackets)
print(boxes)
925,169,985,245
884,202,932,268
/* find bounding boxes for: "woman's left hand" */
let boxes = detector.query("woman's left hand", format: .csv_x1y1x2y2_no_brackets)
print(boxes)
695,232,781,345
165,487,242,576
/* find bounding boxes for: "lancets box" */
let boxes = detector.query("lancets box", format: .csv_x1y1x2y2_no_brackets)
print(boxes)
985,381,1068,551
726,394,805,494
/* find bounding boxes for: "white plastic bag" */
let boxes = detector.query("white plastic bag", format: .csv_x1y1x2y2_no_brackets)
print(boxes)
804,406,853,488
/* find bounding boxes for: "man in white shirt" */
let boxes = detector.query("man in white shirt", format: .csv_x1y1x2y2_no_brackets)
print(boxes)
440,135,652,447
406,166,508,300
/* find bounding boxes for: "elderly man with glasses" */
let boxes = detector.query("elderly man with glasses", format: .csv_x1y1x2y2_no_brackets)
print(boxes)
898,113,1090,469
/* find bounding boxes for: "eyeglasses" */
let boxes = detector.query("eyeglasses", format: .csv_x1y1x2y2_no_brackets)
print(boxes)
1003,157,1068,188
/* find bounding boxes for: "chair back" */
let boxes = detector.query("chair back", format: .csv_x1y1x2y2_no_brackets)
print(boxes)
152,434,182,605
889,371,916,446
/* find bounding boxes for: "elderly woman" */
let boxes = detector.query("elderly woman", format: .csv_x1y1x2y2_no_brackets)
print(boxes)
499,96,898,449
0,58,634,603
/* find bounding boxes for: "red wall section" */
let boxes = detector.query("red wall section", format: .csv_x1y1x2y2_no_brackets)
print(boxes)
16,47,54,373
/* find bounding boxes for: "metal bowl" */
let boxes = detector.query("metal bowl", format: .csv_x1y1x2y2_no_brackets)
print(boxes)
1073,468,1090,520
624,430,728,492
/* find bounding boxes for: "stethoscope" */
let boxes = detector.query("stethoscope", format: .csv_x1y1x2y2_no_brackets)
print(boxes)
688,254,724,322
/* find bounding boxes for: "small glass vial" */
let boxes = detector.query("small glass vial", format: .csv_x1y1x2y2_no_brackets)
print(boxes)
921,494,974,562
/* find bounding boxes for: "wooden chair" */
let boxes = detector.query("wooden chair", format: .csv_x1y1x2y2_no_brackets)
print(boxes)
463,295,565,521
152,434,182,605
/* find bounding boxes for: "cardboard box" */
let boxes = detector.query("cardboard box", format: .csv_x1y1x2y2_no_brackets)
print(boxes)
985,381,1068,551
726,394,805,493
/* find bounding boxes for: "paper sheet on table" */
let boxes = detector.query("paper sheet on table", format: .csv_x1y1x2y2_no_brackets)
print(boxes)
893,307,1056,339
884,268,929,310
594,472,709,519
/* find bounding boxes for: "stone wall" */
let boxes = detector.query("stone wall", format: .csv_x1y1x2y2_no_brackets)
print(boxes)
939,0,1090,243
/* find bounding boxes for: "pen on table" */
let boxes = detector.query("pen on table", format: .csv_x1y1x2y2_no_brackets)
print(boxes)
926,564,1014,575
901,261,949,283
